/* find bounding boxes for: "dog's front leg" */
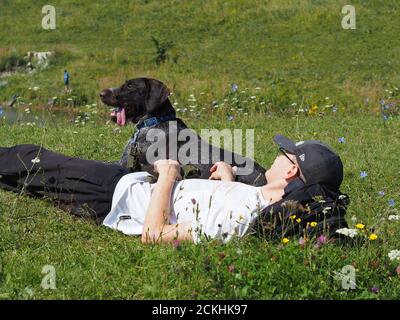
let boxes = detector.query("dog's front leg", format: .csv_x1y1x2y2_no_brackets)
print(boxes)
119,139,132,168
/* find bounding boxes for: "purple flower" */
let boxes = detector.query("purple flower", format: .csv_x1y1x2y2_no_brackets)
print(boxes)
378,191,385,196
338,137,345,144
227,115,234,121
231,83,238,93
317,235,328,246
371,286,380,294
172,240,180,250
360,171,368,178
389,199,396,207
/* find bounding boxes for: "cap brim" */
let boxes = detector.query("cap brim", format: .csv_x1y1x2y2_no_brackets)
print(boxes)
273,134,296,153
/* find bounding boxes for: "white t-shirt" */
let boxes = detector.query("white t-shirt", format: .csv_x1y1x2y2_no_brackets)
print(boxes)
102,172,270,243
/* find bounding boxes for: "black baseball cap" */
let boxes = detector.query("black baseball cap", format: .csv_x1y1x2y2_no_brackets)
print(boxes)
273,134,343,190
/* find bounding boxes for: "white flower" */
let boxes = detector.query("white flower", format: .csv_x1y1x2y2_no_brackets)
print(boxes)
351,215,357,223
388,215,400,221
388,250,400,261
31,157,40,164
336,228,358,238
33,86,39,91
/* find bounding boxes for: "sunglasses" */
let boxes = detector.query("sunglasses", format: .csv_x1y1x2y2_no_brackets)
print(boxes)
278,148,297,165
278,148,306,183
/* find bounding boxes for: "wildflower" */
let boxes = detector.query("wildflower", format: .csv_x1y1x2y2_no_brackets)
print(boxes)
33,86,39,91
172,239,180,250
227,115,234,121
338,137,345,143
31,157,40,164
281,238,290,245
360,171,368,178
355,223,365,230
310,221,317,227
231,83,238,93
371,286,380,294
317,235,328,246
382,115,389,121
289,215,296,220
378,191,385,196
332,106,338,113
369,233,378,241
308,104,318,115
351,215,357,223
389,199,395,207
191,198,196,205
228,265,235,273
299,237,307,247
396,265,400,276
336,228,358,238
388,250,400,261
296,218,302,223
388,215,400,221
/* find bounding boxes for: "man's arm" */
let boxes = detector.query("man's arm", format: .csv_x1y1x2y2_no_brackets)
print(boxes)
141,160,193,244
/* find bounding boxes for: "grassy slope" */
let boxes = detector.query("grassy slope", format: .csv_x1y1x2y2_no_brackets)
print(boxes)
0,0,400,299
1,0,400,109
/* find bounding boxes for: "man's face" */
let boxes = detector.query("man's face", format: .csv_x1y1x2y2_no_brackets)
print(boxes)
265,152,298,183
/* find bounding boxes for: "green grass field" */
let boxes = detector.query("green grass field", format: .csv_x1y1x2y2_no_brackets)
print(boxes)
1,0,400,299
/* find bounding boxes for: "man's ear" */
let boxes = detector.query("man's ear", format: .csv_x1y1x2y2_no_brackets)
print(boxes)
286,165,300,180
144,78,170,113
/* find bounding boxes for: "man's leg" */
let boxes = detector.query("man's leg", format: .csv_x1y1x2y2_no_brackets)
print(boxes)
0,144,130,222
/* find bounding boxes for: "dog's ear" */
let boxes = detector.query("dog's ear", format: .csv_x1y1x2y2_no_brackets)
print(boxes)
144,78,170,113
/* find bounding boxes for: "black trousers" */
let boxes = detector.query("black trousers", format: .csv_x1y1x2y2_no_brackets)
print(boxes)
0,144,130,223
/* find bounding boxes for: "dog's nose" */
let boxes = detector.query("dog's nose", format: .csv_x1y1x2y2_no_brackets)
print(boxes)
99,89,109,98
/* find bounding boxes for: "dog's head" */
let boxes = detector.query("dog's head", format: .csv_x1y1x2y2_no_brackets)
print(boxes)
100,77,171,126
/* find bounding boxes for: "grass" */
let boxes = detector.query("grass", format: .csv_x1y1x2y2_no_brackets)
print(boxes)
1,0,400,110
0,0,400,299
0,111,400,299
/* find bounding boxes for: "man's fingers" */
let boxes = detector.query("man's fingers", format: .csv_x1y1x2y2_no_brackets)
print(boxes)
210,163,217,172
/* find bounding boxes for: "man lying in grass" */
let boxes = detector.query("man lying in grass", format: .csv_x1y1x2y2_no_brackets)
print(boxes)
0,135,346,244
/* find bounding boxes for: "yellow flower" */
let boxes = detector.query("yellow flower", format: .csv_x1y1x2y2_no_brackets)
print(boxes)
296,218,302,223
355,223,365,230
310,222,317,227
308,104,318,116
369,233,378,241
289,215,296,220
281,238,290,245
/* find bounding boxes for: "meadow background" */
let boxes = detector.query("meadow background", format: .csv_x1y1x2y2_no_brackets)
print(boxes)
0,0,400,299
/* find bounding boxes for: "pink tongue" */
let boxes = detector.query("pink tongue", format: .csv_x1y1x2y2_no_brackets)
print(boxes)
116,108,126,126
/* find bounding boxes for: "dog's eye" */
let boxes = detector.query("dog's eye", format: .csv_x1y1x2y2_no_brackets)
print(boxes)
126,84,135,90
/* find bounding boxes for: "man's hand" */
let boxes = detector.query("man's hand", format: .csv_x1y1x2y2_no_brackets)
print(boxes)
209,161,237,181
154,159,182,181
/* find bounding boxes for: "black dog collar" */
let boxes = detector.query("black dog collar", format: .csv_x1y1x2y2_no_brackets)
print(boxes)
136,114,177,130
